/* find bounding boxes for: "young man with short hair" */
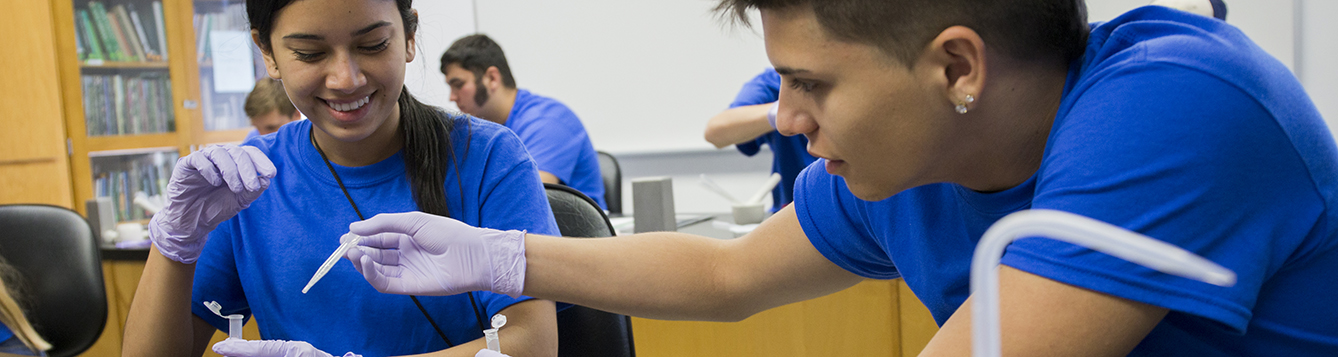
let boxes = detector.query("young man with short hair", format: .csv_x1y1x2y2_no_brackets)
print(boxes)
440,34,606,209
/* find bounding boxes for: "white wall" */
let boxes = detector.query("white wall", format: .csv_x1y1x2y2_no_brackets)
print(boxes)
404,0,475,112
1298,0,1338,134
475,0,771,154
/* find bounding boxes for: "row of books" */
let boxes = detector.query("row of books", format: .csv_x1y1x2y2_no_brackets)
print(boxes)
75,1,168,63
92,152,175,223
194,3,247,64
82,73,176,136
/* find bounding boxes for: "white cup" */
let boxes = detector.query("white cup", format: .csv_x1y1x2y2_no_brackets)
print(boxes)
115,222,145,243
731,203,766,225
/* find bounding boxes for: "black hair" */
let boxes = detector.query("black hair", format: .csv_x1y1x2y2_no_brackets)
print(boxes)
716,0,1090,66
439,34,517,89
247,0,456,218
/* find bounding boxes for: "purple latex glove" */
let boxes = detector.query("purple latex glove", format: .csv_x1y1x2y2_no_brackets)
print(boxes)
344,212,527,298
475,349,511,357
148,145,275,264
213,339,358,357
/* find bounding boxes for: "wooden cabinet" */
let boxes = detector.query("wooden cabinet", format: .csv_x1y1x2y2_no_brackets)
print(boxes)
631,279,940,357
0,0,74,209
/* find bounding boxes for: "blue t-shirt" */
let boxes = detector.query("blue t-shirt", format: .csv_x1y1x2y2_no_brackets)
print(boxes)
795,7,1338,356
730,68,819,212
191,115,561,356
506,89,606,209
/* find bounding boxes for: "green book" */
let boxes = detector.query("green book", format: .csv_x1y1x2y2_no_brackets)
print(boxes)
76,10,105,61
87,2,127,62
112,5,145,61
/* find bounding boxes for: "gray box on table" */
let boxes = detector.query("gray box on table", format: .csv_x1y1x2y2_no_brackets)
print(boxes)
632,176,676,233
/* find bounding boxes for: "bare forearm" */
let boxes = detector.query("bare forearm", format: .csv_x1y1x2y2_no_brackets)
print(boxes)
523,232,760,321
704,103,776,148
123,247,209,357
399,300,557,357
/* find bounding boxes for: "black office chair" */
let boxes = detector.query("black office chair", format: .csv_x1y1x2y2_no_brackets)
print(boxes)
0,204,106,357
597,151,623,216
543,184,636,357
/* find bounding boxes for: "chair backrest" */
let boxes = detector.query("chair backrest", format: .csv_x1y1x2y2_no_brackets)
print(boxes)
543,184,635,357
597,151,623,216
0,205,106,357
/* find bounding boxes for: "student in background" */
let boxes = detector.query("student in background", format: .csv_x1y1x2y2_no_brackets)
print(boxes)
121,0,559,356
242,77,302,142
0,258,51,356
704,68,817,212
440,35,606,209
344,0,1338,355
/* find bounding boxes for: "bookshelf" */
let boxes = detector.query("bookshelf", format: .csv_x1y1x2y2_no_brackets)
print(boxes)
53,0,265,224
46,1,266,354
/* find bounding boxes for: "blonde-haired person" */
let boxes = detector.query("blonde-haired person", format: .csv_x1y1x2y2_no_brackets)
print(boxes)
243,77,302,141
0,258,50,356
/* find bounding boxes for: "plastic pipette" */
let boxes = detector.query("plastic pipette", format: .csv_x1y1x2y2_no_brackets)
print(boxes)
745,173,782,205
484,314,507,352
302,234,363,294
698,174,740,204
969,209,1236,357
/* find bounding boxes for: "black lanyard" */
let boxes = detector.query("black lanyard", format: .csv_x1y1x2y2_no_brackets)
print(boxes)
310,127,490,348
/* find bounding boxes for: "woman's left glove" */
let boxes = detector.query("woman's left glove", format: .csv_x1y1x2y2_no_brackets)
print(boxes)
148,145,275,264
212,339,359,357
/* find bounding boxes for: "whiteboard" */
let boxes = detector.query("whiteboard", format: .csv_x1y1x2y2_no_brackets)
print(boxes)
404,0,476,112
475,0,770,154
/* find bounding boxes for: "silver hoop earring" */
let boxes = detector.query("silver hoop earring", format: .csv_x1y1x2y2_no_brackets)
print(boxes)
956,94,975,114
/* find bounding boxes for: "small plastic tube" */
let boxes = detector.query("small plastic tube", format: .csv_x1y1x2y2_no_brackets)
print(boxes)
970,209,1236,357
227,314,243,339
204,301,245,340
485,314,507,352
484,329,500,352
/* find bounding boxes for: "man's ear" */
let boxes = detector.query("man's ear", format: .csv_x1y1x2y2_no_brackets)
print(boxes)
921,26,987,112
484,66,504,92
252,29,281,79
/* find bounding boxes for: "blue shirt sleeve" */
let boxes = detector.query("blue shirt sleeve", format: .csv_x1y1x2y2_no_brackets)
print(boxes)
1003,62,1324,333
508,101,591,185
793,162,900,279
191,220,251,333
730,69,782,157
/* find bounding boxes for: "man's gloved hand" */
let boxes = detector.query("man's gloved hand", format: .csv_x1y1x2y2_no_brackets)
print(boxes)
212,339,359,357
475,349,511,357
148,145,275,264
343,211,527,298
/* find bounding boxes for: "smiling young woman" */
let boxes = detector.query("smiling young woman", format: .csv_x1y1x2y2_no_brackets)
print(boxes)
120,1,560,357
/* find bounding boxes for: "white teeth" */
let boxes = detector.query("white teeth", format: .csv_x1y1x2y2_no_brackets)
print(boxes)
330,96,369,112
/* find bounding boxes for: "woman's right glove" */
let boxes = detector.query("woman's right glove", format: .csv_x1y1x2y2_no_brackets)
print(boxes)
213,339,359,357
344,212,528,298
148,145,275,264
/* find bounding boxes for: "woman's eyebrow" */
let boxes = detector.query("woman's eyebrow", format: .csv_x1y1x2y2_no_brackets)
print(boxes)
281,21,392,41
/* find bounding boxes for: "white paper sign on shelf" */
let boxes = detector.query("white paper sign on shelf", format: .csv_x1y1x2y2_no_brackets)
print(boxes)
210,30,256,93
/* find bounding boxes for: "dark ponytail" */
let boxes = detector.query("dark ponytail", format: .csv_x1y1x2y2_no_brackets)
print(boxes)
398,87,456,217
249,0,459,217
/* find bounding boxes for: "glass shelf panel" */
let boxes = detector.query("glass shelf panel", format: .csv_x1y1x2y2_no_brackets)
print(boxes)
89,148,177,223
194,0,268,132
72,0,177,137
